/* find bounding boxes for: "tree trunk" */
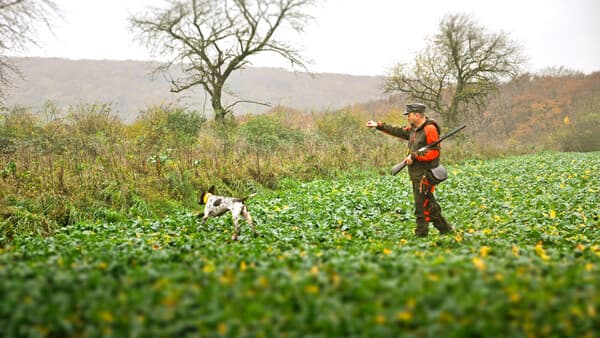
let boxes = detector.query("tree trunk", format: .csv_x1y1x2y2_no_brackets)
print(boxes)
211,86,227,122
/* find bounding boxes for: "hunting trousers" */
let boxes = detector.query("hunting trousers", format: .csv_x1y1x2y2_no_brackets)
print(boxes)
411,175,452,237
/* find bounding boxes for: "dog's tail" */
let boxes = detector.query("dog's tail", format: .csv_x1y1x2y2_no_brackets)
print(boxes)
237,193,257,203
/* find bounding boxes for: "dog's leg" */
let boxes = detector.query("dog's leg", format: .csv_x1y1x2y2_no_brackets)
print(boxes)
230,204,244,241
231,212,240,241
199,210,210,230
242,206,257,237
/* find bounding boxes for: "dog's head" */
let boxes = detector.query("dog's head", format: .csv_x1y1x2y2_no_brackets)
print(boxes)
199,185,216,205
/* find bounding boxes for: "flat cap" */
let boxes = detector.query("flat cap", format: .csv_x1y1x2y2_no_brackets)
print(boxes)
403,103,426,115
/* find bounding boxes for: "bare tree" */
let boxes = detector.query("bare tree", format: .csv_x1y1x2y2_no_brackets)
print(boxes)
385,13,525,128
0,0,60,104
130,0,316,121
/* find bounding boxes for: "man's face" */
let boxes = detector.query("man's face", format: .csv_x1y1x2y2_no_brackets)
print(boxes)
407,112,419,125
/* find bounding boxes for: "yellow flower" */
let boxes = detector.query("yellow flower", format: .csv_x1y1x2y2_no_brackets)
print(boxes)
203,263,215,273
240,261,247,272
535,241,550,261
217,323,228,335
587,304,596,317
257,276,269,288
427,273,439,281
438,311,454,324
396,311,412,322
570,306,584,318
99,311,114,323
472,257,486,271
331,273,341,288
383,248,392,256
310,266,320,275
549,210,557,219
219,270,234,286
305,284,319,294
479,246,491,257
454,234,462,242
512,245,520,257
161,292,179,308
375,314,386,325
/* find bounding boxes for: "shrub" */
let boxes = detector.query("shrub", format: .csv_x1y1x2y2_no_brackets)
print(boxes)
555,112,600,152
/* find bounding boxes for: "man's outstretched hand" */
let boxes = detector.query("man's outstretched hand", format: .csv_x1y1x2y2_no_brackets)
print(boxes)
366,120,378,128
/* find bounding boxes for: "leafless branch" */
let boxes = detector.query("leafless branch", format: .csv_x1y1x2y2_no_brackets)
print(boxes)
130,0,315,121
0,0,61,104
385,13,525,128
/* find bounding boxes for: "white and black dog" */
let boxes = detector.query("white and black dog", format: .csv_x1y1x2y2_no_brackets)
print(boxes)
198,186,256,241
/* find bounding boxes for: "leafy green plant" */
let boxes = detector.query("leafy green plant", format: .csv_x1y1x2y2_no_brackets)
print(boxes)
1,152,598,337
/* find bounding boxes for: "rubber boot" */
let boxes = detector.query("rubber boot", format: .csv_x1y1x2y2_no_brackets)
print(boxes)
415,219,429,237
433,215,453,234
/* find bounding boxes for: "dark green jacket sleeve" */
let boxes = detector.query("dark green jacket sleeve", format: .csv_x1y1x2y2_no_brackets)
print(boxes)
376,122,411,140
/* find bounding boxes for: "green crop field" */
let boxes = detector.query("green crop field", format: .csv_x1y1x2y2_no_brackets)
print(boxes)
1,152,599,337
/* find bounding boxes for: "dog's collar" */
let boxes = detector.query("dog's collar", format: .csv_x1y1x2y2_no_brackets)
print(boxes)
203,192,212,204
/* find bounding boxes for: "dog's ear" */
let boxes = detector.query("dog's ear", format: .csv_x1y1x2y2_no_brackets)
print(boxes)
199,190,206,205
208,185,215,194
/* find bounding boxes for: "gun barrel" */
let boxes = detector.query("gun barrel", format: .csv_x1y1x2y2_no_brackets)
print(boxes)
389,125,466,176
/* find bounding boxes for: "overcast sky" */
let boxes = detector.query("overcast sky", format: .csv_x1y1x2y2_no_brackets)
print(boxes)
13,0,600,76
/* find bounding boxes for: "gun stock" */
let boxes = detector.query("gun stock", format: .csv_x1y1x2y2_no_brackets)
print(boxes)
390,160,407,176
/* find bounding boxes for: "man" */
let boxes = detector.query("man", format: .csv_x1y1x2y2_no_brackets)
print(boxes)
366,103,453,237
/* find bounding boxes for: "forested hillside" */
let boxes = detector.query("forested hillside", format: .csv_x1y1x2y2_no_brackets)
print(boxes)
5,57,385,122
478,71,600,149
350,71,600,152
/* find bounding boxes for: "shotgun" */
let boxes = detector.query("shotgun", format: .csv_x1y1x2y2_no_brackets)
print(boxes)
391,124,467,176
